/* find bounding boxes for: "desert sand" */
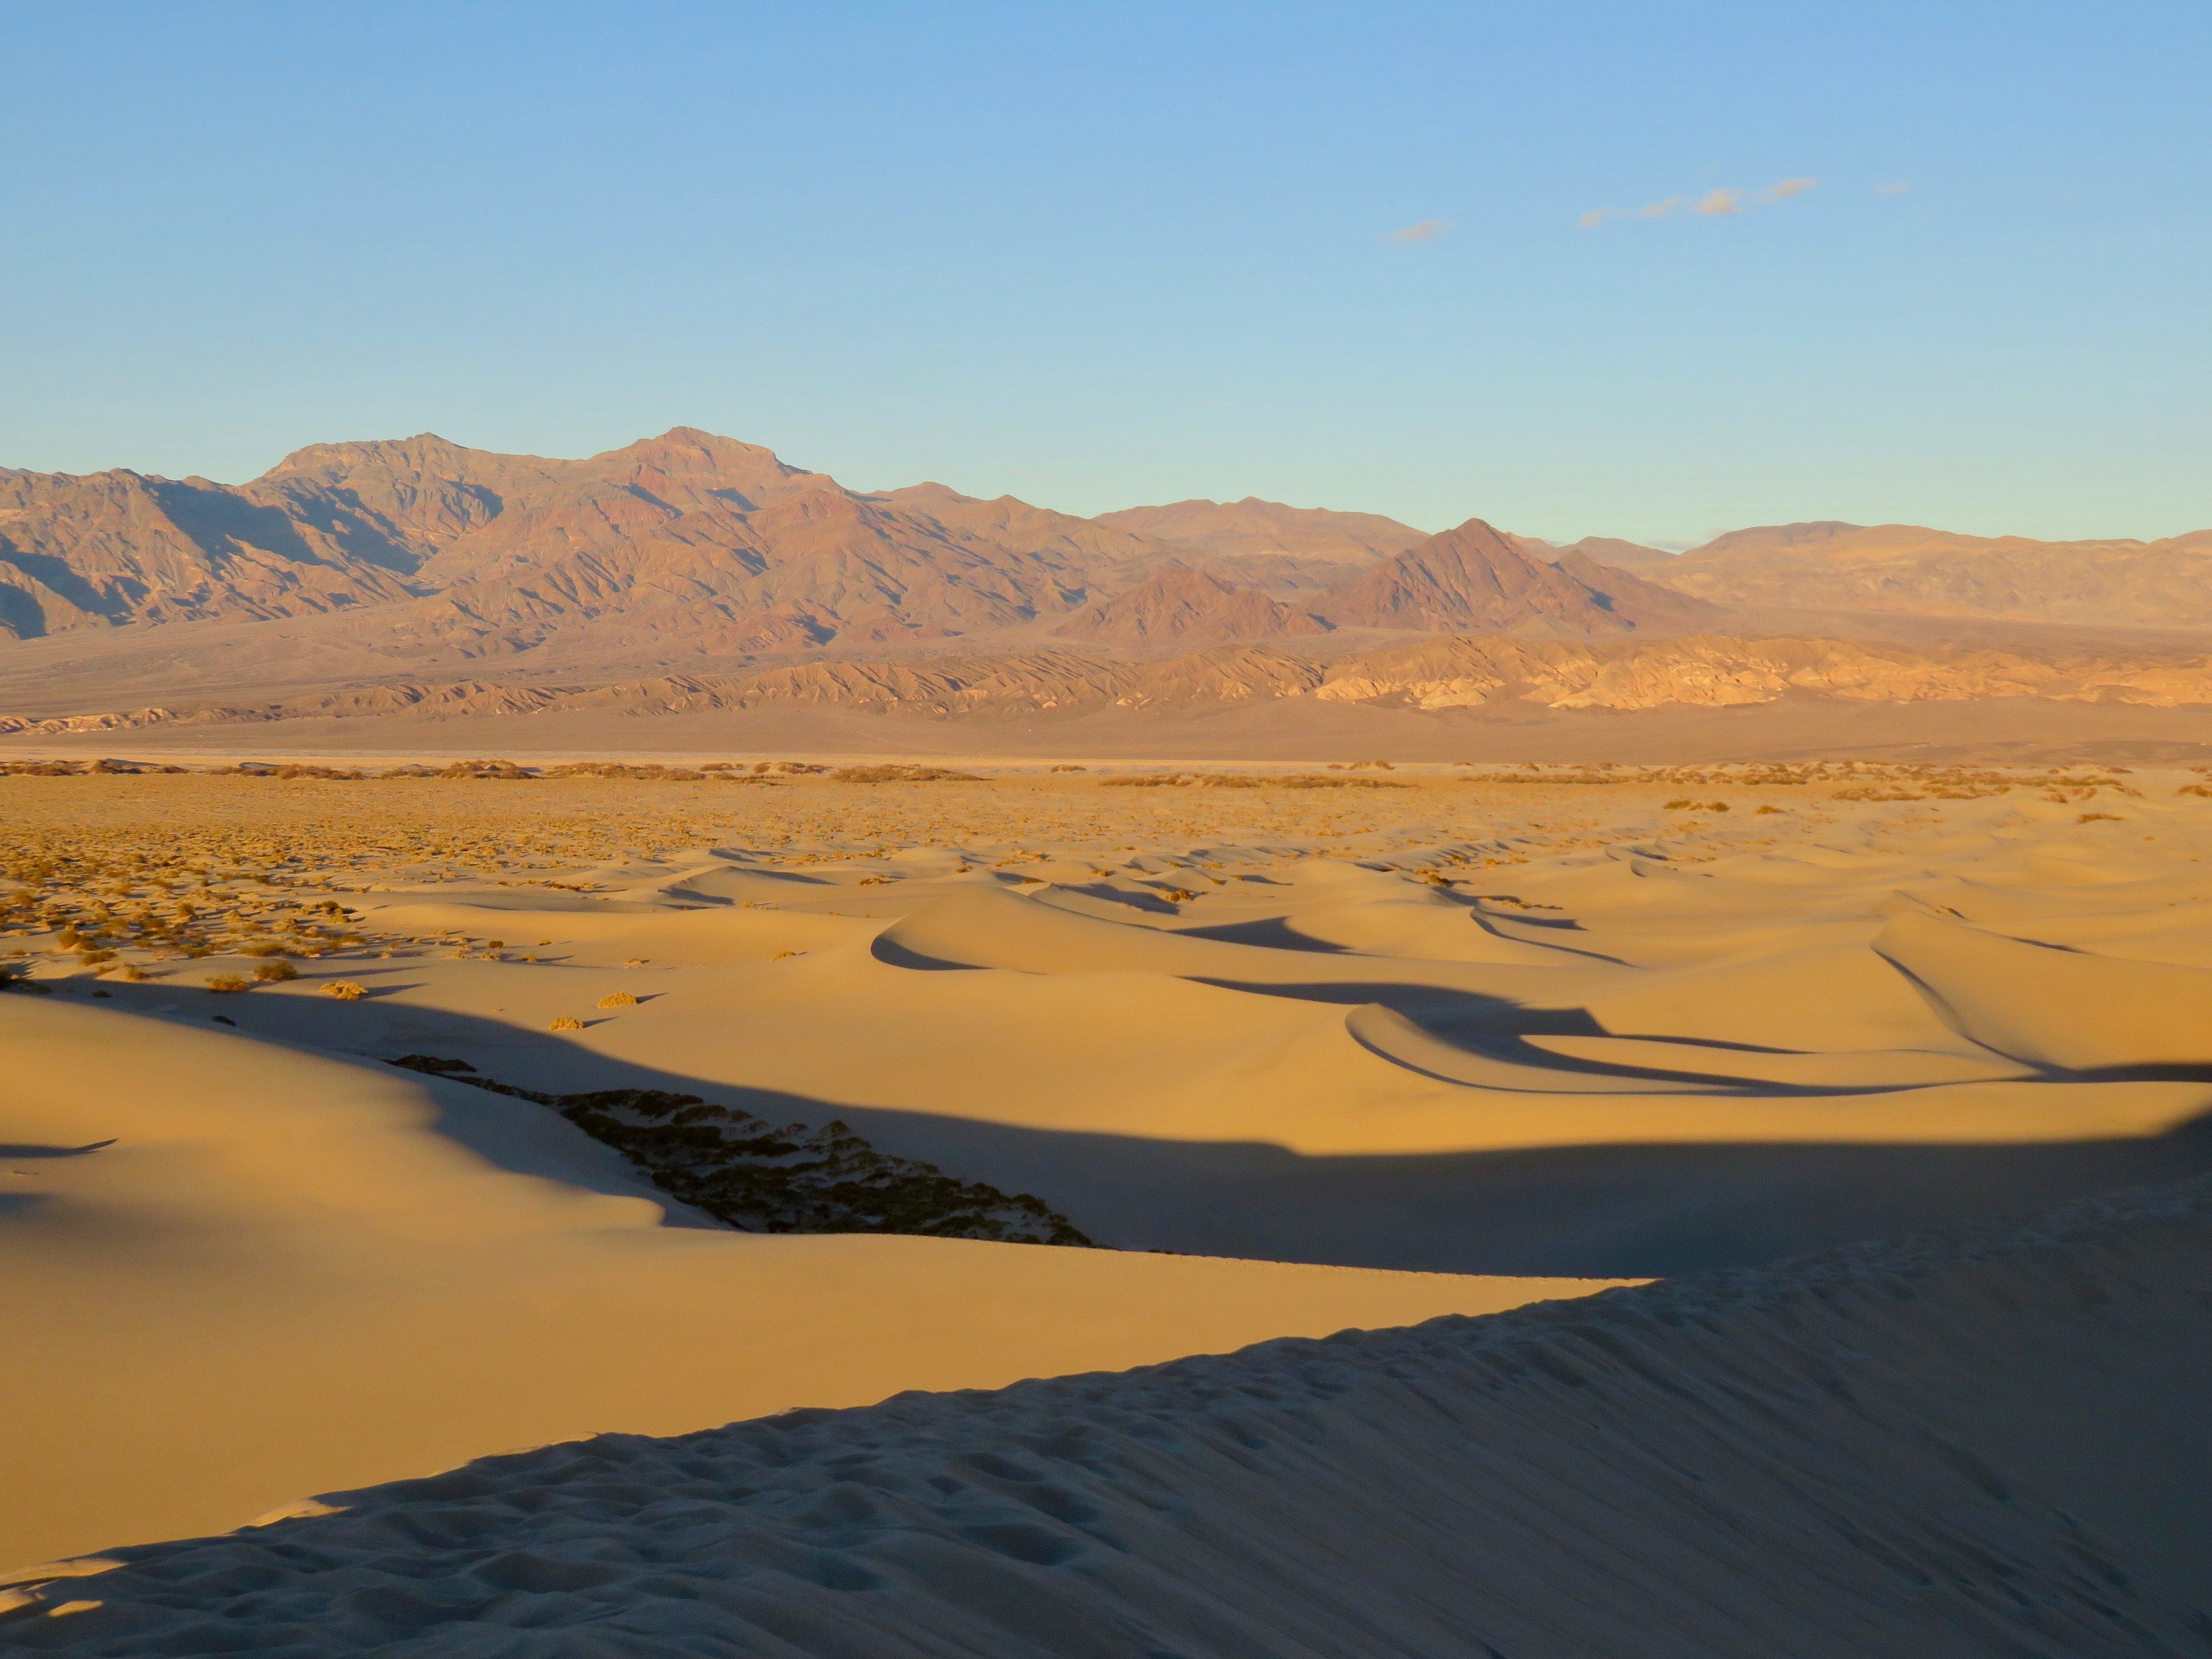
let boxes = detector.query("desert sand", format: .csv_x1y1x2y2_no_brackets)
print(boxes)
4,761,2211,1647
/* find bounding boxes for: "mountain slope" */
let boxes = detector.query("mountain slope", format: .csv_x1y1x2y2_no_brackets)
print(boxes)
9,430,2208,701
245,433,584,564
1547,535,1679,569
1094,496,1428,592
1652,520,2212,627
1314,518,1721,635
0,467,423,638
1053,566,1327,645
0,431,1181,658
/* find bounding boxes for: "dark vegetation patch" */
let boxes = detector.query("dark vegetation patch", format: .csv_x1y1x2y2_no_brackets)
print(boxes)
386,1055,1093,1248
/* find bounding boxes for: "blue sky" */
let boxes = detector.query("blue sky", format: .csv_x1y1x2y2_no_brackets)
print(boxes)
2,0,2205,545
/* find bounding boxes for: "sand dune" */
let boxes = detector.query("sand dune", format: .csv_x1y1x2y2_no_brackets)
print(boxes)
6,764,2212,1603
10,1175,2208,1656
0,995,1609,1569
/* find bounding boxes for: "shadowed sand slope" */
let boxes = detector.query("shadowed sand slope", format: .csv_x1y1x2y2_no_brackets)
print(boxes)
8,1175,2210,1657
0,995,1617,1570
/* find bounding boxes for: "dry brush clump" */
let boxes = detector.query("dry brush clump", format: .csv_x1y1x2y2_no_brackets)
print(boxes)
388,1056,1093,1246
1100,771,1407,790
321,980,366,1000
829,764,982,783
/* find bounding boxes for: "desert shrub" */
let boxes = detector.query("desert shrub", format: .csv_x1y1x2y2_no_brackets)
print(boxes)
1103,771,1402,790
253,960,299,982
0,962,52,995
102,963,150,982
387,1056,1093,1246
830,764,981,782
2078,812,2123,824
548,1014,585,1031
240,941,288,957
435,760,537,780
597,990,638,1008
321,980,366,1000
541,761,708,781
204,974,250,993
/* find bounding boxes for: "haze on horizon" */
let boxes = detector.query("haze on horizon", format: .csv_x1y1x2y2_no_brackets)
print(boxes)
2,0,2206,548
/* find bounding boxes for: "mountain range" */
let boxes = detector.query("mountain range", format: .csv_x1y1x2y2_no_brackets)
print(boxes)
2,427,2207,739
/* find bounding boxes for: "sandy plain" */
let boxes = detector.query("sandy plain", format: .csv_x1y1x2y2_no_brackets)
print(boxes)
5,760,2212,1642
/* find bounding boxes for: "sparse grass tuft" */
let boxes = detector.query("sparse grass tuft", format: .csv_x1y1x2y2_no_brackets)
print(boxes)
204,974,250,993
597,990,638,1008
548,1014,585,1031
253,960,300,982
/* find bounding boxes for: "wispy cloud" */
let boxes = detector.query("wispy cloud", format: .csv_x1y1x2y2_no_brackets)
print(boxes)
1580,176,1817,228
1383,218,1448,244
1577,195,1682,228
1875,180,1910,195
